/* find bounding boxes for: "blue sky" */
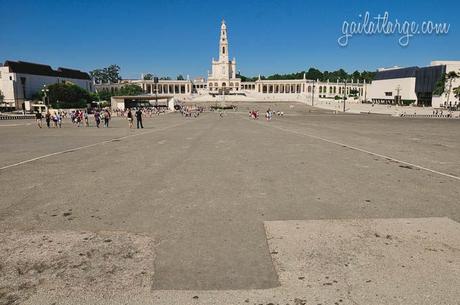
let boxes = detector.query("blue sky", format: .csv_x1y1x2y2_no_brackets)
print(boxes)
1,0,459,79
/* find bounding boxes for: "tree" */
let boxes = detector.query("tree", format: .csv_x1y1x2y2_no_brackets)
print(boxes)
98,90,112,102
305,68,323,81
433,73,446,95
117,84,143,96
351,70,361,81
143,73,154,80
176,74,185,80
90,64,121,84
453,86,460,101
446,71,459,105
89,69,104,84
360,70,376,83
37,83,91,108
90,92,100,102
239,67,375,84
0,89,4,105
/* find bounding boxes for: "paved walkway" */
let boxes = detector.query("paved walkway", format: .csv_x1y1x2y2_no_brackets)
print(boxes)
1,105,459,303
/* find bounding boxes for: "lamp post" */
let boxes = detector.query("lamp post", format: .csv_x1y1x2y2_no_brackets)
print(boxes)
41,85,49,112
343,79,347,113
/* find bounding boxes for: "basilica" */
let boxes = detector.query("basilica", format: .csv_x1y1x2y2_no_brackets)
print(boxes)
96,20,368,108
207,20,240,94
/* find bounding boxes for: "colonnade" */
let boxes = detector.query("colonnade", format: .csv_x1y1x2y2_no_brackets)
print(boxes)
142,82,192,95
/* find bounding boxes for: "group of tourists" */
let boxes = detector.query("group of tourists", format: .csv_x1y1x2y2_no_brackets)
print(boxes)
443,101,459,111
35,111,63,128
181,106,203,118
249,108,284,121
115,107,163,118
35,109,112,128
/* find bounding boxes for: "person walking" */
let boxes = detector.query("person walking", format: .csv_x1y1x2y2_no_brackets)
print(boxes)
78,110,84,127
35,111,43,128
45,111,51,128
57,112,62,128
84,110,89,127
127,109,134,128
94,110,101,128
135,108,144,129
52,112,58,127
103,110,111,127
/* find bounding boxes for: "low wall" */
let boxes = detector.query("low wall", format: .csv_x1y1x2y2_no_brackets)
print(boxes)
0,114,35,120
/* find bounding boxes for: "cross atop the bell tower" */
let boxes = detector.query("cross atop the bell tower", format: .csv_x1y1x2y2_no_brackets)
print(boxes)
219,19,229,62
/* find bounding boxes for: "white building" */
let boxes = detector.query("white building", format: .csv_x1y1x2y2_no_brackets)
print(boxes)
207,20,240,94
0,60,93,110
97,20,368,107
251,77,367,101
367,61,460,107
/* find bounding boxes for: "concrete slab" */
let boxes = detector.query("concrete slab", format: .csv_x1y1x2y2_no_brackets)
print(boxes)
265,217,460,305
0,230,155,304
18,217,460,305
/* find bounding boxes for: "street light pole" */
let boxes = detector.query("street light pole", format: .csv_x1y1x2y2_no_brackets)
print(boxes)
343,79,347,112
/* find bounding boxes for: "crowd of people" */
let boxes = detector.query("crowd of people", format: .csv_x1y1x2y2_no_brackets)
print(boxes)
249,108,284,120
180,105,204,118
35,108,112,128
114,107,164,118
34,105,285,129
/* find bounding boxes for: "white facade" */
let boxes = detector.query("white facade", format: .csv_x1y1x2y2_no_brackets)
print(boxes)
94,21,381,106
252,77,367,100
207,20,240,93
367,76,417,104
0,61,93,110
368,61,460,107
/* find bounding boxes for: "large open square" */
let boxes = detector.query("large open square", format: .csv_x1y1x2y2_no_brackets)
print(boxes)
1,102,459,304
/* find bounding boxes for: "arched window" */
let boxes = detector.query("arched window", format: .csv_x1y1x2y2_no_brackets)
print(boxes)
222,46,226,54
214,82,218,87
222,82,226,87
308,86,311,93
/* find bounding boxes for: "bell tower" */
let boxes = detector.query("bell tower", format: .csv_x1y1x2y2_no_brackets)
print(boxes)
219,19,229,62
207,19,240,94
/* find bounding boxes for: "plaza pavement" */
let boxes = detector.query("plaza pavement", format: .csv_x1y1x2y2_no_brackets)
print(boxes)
0,101,459,304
